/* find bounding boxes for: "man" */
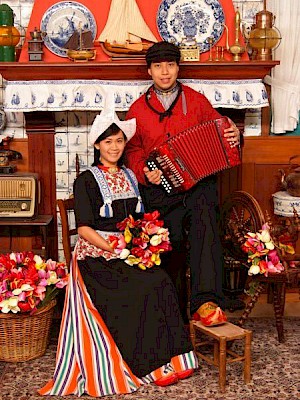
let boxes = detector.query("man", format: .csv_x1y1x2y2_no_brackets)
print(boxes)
125,41,240,323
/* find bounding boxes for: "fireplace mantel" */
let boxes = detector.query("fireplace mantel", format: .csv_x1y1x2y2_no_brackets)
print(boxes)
0,60,280,81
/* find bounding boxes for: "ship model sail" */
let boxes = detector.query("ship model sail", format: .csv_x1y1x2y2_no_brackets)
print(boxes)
64,27,96,61
98,0,157,57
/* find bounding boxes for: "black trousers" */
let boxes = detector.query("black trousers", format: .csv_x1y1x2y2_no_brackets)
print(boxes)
140,175,225,320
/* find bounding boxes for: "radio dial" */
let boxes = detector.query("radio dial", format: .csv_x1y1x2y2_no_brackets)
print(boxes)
21,202,28,210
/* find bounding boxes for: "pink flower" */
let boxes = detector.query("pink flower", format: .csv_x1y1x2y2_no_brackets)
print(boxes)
45,259,59,271
268,249,280,265
55,277,68,289
113,235,127,255
142,221,161,235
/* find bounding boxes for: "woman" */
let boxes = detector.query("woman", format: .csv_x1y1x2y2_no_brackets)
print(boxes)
39,106,198,398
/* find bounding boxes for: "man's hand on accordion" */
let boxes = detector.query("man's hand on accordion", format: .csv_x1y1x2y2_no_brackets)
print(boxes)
224,120,240,148
143,166,162,185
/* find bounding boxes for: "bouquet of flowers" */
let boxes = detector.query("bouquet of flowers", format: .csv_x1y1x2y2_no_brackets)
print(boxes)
0,251,68,314
241,223,288,276
109,211,172,270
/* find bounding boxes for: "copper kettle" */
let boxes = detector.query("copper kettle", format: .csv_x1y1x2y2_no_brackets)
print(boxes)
279,155,300,197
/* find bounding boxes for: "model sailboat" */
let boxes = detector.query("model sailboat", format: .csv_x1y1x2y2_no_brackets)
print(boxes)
98,0,157,57
64,26,96,62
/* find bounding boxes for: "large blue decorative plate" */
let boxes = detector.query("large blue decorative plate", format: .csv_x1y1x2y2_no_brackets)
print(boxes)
40,1,97,57
157,0,225,53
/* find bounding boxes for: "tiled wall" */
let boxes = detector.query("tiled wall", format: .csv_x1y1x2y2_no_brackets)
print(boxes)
0,0,264,260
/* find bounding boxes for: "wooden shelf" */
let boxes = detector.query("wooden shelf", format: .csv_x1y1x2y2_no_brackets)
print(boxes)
0,60,280,81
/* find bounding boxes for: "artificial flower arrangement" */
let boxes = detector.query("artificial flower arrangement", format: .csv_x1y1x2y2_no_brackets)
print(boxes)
0,251,68,314
109,210,172,270
241,222,295,277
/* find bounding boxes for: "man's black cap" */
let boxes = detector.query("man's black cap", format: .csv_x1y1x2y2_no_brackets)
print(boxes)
146,41,181,67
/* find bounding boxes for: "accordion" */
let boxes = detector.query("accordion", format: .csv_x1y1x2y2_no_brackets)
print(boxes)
146,117,241,195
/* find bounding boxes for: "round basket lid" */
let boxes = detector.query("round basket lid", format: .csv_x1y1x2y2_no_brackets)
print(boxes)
272,191,300,217
272,191,298,200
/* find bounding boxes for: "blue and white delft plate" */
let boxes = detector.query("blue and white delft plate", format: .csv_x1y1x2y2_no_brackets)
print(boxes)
157,0,225,52
40,1,97,57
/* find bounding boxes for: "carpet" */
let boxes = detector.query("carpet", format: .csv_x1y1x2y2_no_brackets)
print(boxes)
0,317,300,400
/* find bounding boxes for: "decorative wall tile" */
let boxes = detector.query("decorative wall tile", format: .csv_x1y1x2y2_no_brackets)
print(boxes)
234,0,264,45
54,131,68,152
55,111,68,132
56,172,69,190
87,110,100,126
67,171,78,191
3,126,25,139
242,1,263,20
69,151,88,172
55,152,68,172
68,132,88,153
87,150,95,166
18,4,33,23
6,111,24,127
244,108,262,136
67,111,88,132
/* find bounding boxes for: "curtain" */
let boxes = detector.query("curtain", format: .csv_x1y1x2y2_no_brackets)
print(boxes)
264,0,300,134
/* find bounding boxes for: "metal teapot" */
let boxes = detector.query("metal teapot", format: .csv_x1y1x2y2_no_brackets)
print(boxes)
279,155,300,197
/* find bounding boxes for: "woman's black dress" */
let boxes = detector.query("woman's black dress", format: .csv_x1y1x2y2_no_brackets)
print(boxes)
73,169,193,377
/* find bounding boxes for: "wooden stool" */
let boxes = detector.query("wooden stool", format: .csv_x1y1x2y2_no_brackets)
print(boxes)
190,320,252,393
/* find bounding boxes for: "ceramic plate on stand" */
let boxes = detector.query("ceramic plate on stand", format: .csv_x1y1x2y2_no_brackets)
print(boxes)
40,1,97,57
157,0,225,52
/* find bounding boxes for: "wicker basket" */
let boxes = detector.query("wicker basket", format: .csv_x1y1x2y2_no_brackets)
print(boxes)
0,299,56,362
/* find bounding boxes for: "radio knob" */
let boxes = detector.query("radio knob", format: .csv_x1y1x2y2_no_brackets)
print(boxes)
21,203,28,210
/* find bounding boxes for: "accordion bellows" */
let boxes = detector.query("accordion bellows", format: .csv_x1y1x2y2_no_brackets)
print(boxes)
146,117,241,195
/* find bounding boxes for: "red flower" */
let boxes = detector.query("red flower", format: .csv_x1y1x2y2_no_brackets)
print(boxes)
116,214,140,231
132,237,146,247
142,211,161,222
18,301,33,313
131,247,146,258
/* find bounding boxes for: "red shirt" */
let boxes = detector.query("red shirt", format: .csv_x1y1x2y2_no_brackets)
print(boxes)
125,84,221,185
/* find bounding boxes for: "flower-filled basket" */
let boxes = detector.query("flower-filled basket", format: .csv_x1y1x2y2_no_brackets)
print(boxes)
0,298,57,362
0,252,68,362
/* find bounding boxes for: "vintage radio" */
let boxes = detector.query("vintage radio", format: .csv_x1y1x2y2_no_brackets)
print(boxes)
0,173,40,218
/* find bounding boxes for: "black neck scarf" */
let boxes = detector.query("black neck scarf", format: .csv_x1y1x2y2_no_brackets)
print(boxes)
145,82,182,122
